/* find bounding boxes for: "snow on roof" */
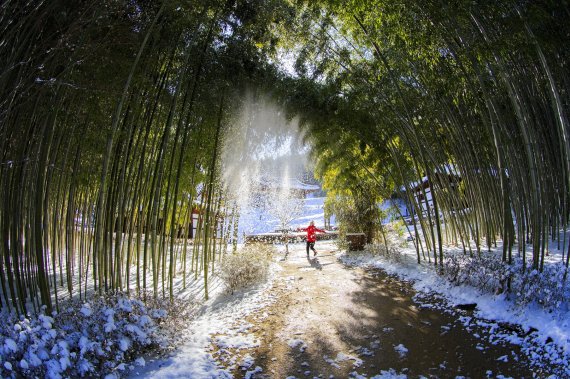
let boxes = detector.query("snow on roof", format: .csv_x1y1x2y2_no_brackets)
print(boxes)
287,178,320,191
258,177,320,191
398,164,462,192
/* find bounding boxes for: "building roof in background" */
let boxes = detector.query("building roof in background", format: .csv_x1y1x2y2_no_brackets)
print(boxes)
258,177,320,191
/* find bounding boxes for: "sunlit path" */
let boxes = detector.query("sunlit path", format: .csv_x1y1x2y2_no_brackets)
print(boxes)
245,243,532,378
133,241,537,378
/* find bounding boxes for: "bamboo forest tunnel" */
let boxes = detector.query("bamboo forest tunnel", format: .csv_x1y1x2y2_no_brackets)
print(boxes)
0,0,569,315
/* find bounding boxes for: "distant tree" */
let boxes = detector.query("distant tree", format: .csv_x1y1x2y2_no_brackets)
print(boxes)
267,185,305,256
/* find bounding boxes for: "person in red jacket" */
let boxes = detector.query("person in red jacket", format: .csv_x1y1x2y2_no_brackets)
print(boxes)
299,221,326,257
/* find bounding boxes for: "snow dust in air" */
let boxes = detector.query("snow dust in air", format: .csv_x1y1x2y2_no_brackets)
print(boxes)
220,92,310,237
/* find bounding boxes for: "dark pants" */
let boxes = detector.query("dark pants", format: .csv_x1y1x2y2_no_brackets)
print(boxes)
306,241,316,255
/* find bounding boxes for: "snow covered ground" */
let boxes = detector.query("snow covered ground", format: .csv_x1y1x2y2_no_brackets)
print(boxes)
2,191,568,378
130,263,283,378
338,242,570,378
237,195,332,237
129,235,570,378
130,242,429,379
129,225,569,378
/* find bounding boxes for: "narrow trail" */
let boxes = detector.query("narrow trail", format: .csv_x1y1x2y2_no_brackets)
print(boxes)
241,244,533,378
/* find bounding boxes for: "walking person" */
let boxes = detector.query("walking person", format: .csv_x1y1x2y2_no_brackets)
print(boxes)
299,221,326,257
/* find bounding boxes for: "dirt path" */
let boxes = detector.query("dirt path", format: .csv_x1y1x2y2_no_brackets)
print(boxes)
238,245,533,378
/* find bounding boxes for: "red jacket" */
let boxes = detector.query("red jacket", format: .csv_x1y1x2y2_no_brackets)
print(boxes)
300,225,325,242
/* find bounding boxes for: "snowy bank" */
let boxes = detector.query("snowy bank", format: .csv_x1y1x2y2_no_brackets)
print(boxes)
130,259,282,378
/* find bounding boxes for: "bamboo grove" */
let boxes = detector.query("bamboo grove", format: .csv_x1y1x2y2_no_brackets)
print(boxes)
0,0,296,315
0,0,569,315
282,0,570,273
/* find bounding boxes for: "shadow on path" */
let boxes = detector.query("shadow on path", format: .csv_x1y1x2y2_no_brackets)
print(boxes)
306,256,322,270
244,247,535,378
